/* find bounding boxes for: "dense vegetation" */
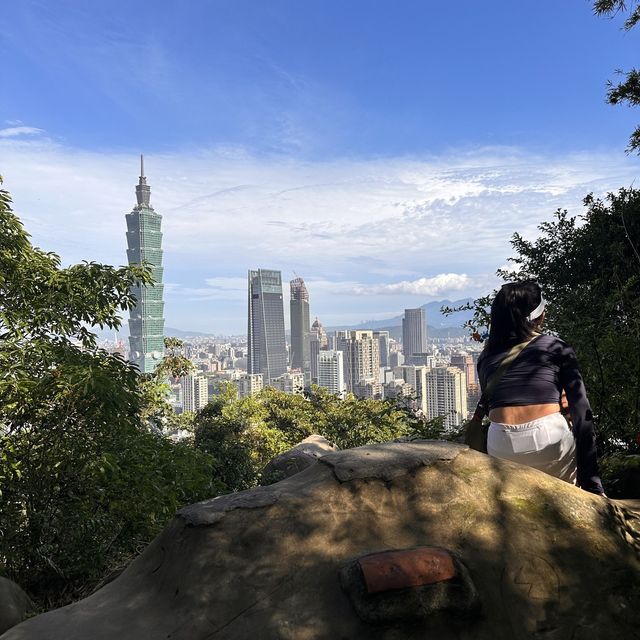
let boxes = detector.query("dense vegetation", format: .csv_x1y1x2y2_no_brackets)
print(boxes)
192,383,445,493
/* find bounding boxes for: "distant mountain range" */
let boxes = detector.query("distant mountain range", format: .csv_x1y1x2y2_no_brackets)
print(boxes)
94,326,217,340
328,298,474,336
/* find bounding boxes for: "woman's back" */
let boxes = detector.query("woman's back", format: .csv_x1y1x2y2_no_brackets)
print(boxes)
477,334,575,410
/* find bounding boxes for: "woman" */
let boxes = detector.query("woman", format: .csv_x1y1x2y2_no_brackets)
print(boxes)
477,281,604,495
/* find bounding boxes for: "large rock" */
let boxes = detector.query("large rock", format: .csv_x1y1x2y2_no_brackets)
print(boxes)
261,434,338,485
0,578,33,635
3,441,640,639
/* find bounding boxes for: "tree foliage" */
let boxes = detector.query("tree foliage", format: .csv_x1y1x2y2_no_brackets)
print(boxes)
593,0,640,151
192,383,451,493
0,182,215,608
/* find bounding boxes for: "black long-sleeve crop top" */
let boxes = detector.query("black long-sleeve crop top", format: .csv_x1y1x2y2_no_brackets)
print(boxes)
477,334,603,494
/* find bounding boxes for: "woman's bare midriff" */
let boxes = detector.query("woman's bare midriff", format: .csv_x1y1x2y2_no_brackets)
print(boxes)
488,403,561,425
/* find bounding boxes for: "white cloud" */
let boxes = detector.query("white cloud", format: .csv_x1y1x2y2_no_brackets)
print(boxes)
351,273,473,296
0,126,44,138
0,137,637,332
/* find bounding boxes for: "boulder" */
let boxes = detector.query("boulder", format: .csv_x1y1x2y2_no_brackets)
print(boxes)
0,578,33,636
3,441,640,640
261,434,338,485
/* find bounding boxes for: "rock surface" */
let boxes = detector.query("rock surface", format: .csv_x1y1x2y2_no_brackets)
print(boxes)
0,578,33,636
261,434,338,485
3,441,640,640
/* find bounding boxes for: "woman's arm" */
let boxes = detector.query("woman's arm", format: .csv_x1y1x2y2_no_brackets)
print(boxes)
558,342,605,495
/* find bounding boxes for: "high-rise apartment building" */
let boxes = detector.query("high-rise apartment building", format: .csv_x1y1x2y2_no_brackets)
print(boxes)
450,353,478,388
247,269,287,383
402,308,427,358
310,336,321,383
373,330,390,368
335,330,380,396
181,373,208,413
311,318,328,347
290,277,311,379
400,364,430,415
126,156,165,373
272,372,305,395
389,351,405,368
450,352,479,416
236,373,264,398
309,317,328,383
425,366,468,430
317,350,346,398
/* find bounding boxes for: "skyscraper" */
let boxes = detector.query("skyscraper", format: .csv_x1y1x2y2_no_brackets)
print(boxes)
126,156,165,373
247,269,287,382
289,277,311,379
402,308,427,357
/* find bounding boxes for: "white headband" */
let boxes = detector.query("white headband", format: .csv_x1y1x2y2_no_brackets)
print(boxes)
527,297,546,322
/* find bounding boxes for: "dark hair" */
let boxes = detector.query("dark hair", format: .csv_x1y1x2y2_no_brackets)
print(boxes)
486,281,542,352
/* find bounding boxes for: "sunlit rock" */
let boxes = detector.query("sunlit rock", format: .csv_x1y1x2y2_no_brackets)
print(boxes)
3,442,639,640
260,434,338,485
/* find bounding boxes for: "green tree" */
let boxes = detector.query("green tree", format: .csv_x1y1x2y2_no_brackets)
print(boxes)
593,0,640,151
138,337,194,433
192,383,449,493
0,181,215,608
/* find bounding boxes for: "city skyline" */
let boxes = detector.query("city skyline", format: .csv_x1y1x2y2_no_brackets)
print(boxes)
2,2,639,333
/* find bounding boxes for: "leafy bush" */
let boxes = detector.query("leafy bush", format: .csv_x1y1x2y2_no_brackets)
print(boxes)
193,383,448,492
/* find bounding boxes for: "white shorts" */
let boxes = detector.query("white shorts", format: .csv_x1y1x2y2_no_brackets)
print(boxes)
487,412,577,484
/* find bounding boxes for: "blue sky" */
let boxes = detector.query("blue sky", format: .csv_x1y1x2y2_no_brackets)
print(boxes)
1,0,639,333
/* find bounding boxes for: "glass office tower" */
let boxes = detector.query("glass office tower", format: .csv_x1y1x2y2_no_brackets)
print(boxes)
247,269,287,382
289,277,311,379
126,156,165,373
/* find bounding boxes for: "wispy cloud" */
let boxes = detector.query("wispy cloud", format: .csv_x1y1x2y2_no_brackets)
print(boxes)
0,137,637,332
0,126,44,138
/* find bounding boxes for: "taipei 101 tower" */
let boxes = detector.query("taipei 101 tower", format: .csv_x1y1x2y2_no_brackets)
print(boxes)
125,155,165,373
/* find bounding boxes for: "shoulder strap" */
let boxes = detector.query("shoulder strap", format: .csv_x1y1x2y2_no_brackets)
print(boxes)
485,334,540,400
473,334,540,419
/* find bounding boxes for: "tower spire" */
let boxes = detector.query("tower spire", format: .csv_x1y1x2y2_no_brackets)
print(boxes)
135,154,151,207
